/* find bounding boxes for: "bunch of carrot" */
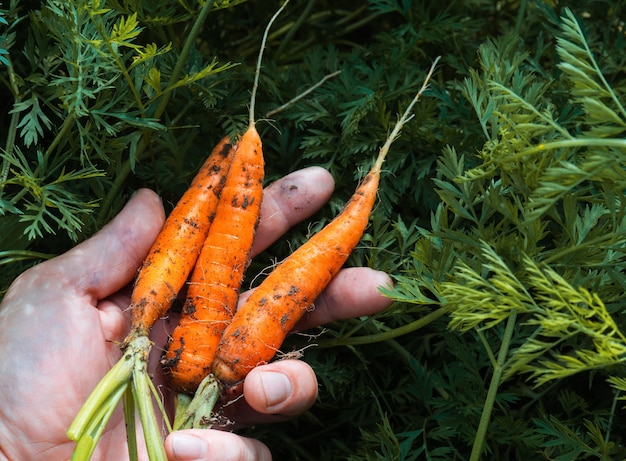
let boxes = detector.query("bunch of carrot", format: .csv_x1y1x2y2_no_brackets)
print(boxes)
169,55,439,430
66,133,236,461
66,4,285,459
66,0,439,457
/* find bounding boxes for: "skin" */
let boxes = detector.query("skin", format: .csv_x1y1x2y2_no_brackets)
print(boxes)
0,166,392,461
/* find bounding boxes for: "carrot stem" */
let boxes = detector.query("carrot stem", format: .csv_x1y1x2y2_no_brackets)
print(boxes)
373,55,441,174
67,348,135,440
172,393,193,430
70,383,128,461
132,356,167,461
172,375,220,430
148,376,172,434
469,311,518,461
316,306,448,348
67,336,152,458
123,388,139,461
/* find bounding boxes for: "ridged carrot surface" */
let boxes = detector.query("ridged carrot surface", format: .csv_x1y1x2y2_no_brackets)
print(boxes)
162,125,264,393
126,137,233,340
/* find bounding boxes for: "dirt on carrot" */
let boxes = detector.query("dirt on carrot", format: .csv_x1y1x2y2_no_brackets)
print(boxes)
161,0,289,396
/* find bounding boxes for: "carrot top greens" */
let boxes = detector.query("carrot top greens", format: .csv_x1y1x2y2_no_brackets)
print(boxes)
2,0,626,459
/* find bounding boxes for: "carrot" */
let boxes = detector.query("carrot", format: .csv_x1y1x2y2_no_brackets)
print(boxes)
127,136,233,339
212,57,441,387
67,134,234,461
162,125,263,393
161,0,290,395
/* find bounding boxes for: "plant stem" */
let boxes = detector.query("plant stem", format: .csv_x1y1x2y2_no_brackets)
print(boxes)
512,138,626,162
70,388,126,461
91,16,144,111
0,250,56,265
317,306,447,348
45,112,75,158
249,0,291,126
274,0,315,61
96,150,134,225
1,57,20,198
542,232,623,265
153,1,216,121
469,311,517,461
605,386,619,445
67,336,151,459
67,351,135,440
123,388,139,461
477,329,497,368
265,70,341,119
173,374,220,430
133,356,167,461
514,0,528,36
172,393,192,430
373,56,440,174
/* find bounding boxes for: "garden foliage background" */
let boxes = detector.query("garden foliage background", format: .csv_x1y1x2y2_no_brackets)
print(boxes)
2,0,626,459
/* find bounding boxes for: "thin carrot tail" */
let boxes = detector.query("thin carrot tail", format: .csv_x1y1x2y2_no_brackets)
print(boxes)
248,0,291,126
371,56,441,173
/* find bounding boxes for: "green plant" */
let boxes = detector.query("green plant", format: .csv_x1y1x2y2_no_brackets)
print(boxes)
0,0,239,286
2,0,626,459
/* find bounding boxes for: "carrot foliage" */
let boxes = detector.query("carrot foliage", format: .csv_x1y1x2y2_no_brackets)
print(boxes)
2,0,626,459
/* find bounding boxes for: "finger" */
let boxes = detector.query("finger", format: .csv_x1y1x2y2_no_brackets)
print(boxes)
219,360,318,428
235,267,392,333
165,430,272,461
296,267,393,331
244,359,318,416
252,166,334,256
54,189,165,300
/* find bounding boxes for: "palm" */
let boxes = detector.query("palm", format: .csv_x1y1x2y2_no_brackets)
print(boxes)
0,169,392,461
0,270,135,460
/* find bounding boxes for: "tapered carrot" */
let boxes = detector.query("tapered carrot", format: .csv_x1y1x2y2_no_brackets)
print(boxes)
67,135,234,461
161,0,289,395
162,126,263,393
212,57,440,387
127,136,233,340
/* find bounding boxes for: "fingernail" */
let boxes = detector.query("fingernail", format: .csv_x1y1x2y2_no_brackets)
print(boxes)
260,371,292,408
171,433,206,461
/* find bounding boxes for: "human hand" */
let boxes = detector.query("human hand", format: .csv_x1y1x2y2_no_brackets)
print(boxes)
0,166,392,461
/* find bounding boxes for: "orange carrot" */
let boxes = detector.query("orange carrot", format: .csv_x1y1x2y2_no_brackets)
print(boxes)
212,57,440,387
161,0,289,394
211,157,379,386
67,137,234,458
126,136,233,340
162,125,263,393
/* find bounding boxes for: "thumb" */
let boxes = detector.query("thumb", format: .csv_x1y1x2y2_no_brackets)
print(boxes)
165,430,271,461
53,189,165,300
